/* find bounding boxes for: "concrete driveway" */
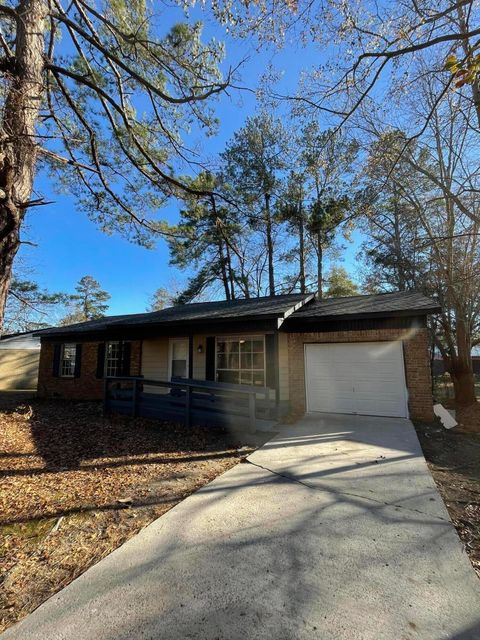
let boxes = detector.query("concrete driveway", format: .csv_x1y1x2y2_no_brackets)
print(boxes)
3,414,480,640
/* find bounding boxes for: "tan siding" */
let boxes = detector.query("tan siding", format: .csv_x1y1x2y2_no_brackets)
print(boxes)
0,350,39,390
141,338,169,379
141,338,169,393
193,335,207,380
142,336,208,383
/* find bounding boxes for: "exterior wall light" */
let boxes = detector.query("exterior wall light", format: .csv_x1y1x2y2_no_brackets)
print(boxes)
197,344,203,354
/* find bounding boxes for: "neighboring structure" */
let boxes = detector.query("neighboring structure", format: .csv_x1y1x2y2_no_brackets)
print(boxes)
36,291,440,422
0,332,41,390
433,356,480,377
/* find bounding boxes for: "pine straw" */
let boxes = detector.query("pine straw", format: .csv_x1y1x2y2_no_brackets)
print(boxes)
0,400,250,632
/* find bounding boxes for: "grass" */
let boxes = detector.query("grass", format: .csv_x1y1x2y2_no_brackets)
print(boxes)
0,399,253,632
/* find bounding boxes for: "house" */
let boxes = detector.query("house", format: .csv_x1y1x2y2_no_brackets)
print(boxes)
36,291,440,422
0,331,42,390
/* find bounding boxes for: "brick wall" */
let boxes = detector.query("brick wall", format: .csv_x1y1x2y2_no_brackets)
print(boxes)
287,327,434,422
37,340,142,400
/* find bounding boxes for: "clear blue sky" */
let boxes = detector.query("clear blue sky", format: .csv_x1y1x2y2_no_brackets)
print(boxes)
21,7,361,316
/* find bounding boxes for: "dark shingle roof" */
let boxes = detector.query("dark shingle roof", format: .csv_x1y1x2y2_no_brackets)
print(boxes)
289,291,440,321
38,291,439,338
39,293,312,336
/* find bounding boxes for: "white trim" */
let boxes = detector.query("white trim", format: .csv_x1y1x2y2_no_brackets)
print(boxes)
105,340,121,378
215,335,266,386
168,337,190,380
277,293,315,328
60,342,76,378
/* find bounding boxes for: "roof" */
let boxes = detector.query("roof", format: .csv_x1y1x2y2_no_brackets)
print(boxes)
39,293,313,337
37,291,440,339
0,332,41,350
289,291,440,321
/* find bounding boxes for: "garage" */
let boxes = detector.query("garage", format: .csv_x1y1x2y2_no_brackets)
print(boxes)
304,341,408,418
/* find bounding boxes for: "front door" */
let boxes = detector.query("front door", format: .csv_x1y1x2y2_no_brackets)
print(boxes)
169,338,189,379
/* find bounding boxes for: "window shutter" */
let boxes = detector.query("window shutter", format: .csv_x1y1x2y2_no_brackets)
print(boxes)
52,344,61,377
96,343,106,378
121,341,131,376
265,334,276,389
74,344,82,378
205,337,216,381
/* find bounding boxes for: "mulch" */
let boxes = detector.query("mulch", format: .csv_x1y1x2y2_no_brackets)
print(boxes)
0,400,251,632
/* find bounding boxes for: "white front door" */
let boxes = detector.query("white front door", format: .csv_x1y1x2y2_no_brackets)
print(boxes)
304,342,408,418
168,338,190,379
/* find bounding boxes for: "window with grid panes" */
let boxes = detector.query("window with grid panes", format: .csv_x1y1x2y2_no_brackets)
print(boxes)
216,336,265,386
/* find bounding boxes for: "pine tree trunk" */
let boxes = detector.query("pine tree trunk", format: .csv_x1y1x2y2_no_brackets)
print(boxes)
317,236,323,298
0,0,47,330
216,237,231,300
298,204,306,294
265,193,275,296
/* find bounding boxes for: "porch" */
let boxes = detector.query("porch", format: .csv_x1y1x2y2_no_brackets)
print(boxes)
104,376,279,433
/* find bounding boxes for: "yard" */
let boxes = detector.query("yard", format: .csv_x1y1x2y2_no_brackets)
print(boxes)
433,373,480,407
0,398,253,632
433,373,480,431
415,420,480,577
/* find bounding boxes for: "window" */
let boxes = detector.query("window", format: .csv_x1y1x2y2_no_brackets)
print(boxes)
60,343,76,377
105,341,122,377
216,336,265,386
169,338,189,379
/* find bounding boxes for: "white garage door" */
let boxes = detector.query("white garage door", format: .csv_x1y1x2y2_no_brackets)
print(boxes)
305,342,408,418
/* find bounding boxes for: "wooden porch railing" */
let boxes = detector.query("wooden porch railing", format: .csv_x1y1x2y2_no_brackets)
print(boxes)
103,376,274,433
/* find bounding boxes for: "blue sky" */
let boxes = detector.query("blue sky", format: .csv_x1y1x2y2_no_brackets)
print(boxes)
20,6,361,316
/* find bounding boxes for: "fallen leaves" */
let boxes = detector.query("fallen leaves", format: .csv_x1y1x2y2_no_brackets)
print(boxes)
0,399,250,632
415,420,480,578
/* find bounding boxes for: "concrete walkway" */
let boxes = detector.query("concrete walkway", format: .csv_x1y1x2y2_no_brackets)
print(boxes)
3,414,480,640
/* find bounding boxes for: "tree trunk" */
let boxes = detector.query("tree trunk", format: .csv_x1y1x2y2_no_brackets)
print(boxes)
264,193,275,296
216,236,231,300
450,366,477,407
392,192,406,291
317,236,323,298
298,203,306,294
0,0,47,330
224,240,236,300
451,313,477,406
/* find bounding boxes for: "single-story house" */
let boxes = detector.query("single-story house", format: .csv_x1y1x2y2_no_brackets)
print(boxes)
36,291,440,422
0,331,42,390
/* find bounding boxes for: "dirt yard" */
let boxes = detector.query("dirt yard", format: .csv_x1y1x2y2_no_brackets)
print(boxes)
415,419,480,578
0,399,254,632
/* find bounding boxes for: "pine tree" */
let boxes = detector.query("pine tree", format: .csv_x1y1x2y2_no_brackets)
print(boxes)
0,1,230,329
61,275,110,324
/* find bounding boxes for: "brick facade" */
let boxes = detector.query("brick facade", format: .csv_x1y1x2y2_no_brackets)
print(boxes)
38,328,434,422
287,327,434,422
37,340,142,400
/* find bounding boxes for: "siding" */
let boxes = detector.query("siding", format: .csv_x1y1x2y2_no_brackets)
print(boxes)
0,350,40,390
141,338,169,394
